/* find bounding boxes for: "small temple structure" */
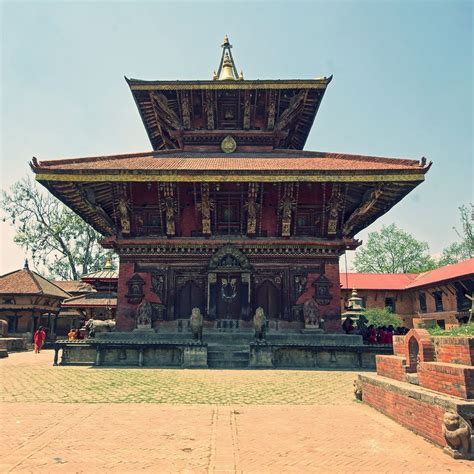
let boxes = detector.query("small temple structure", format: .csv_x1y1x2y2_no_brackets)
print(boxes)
0,259,70,339
30,37,431,367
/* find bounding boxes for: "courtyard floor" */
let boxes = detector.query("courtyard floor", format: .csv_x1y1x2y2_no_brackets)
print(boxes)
1,351,473,473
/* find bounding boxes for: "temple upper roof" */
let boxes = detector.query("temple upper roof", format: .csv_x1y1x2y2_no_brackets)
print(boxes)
126,37,332,151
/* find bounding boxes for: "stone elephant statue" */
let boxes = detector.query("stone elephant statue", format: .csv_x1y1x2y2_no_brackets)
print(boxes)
85,319,116,338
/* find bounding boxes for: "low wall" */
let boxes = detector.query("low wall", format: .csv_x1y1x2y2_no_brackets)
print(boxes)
0,337,28,352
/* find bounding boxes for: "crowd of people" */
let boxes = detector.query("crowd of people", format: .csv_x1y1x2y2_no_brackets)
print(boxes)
342,315,409,345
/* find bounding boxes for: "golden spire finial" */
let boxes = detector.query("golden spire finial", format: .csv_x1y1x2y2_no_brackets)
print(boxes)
219,51,236,80
239,70,244,81
104,255,114,270
223,34,230,46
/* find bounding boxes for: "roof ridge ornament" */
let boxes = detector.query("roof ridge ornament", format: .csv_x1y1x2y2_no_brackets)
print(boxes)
214,35,242,81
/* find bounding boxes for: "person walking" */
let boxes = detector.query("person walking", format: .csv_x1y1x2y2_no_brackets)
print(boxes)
33,326,46,353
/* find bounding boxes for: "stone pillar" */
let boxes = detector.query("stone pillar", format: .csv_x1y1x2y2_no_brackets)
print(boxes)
249,344,274,368
208,273,217,319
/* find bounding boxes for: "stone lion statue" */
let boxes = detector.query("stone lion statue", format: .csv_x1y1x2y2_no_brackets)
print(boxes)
190,307,203,342
443,412,472,458
353,379,363,401
0,319,8,337
253,306,266,341
85,319,116,338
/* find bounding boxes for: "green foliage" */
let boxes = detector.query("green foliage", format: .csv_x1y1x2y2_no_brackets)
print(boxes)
364,307,403,328
1,177,112,279
354,223,437,273
438,204,473,266
428,323,474,337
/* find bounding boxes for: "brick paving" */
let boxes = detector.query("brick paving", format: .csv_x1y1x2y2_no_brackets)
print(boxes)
1,351,473,473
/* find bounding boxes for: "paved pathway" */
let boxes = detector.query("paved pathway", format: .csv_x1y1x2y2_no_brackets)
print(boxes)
1,351,473,473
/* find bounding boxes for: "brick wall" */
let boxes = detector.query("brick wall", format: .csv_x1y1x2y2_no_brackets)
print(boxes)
375,355,407,381
433,337,474,365
361,380,446,447
418,362,474,399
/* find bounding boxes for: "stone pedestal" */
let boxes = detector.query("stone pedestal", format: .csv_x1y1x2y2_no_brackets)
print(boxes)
249,343,273,368
182,345,208,368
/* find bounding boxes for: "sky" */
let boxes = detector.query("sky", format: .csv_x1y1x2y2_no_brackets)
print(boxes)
0,0,472,275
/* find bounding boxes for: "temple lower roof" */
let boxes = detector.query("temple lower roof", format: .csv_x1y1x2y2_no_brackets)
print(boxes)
31,150,430,181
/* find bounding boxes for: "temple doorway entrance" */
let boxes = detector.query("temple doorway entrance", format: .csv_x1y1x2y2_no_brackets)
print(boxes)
216,274,242,319
255,280,281,319
208,245,251,321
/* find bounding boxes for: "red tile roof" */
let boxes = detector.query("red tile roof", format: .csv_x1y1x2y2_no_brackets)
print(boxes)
0,268,71,298
61,293,117,308
32,150,429,174
53,280,94,294
340,259,474,291
340,273,418,290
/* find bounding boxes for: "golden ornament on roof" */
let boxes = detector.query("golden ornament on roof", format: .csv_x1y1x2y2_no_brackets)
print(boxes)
221,135,237,153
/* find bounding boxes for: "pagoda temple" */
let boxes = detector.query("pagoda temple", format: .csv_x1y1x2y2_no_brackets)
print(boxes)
31,37,431,336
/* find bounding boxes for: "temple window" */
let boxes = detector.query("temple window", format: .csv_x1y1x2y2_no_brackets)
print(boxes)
432,291,444,312
455,281,473,312
384,297,396,313
418,292,427,313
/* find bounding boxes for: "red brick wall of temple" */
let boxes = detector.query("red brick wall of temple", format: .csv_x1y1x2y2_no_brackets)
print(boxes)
116,262,161,332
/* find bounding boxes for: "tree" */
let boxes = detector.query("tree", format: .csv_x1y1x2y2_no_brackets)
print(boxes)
438,204,473,266
354,223,436,273
1,177,112,280
364,307,403,328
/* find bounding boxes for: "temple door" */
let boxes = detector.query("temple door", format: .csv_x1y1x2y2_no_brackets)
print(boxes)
216,275,241,319
256,280,280,319
177,281,204,318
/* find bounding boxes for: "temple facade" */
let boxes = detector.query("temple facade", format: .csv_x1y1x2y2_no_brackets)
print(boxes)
31,37,431,335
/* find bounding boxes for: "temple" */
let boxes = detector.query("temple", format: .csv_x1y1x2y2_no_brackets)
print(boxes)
31,37,430,365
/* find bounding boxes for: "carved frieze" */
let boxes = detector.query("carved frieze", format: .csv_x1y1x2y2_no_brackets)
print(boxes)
181,91,191,129
160,184,177,236
117,193,131,235
279,184,296,237
313,274,333,305
343,184,384,237
245,183,259,235
126,274,145,304
197,183,214,235
326,184,344,235
205,90,215,129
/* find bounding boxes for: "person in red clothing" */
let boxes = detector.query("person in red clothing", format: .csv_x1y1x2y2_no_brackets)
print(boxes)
367,325,377,344
33,326,46,353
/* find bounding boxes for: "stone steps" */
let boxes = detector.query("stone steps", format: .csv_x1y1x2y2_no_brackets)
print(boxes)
207,348,249,369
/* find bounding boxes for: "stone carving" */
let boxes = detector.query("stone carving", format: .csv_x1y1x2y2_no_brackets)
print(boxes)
117,195,131,235
253,307,266,341
326,184,344,235
443,413,473,459
314,274,333,305
221,135,237,154
151,272,165,300
293,275,308,301
85,319,116,338
275,91,306,131
303,298,321,328
160,184,177,236
181,91,191,129
204,90,215,129
353,379,363,401
245,183,259,235
343,184,384,237
197,183,214,235
279,185,296,237
209,245,251,270
0,319,8,337
267,91,276,129
151,92,182,130
136,299,153,329
190,307,203,342
126,274,145,304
